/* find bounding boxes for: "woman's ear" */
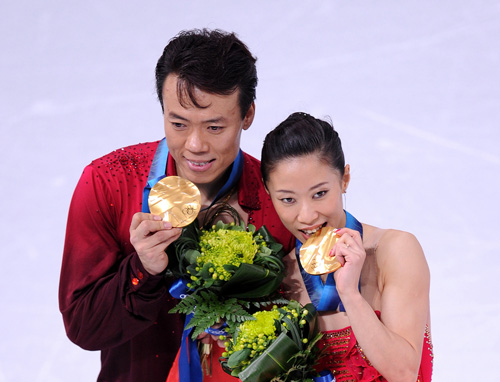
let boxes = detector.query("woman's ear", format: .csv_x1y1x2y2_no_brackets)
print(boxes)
342,164,351,193
262,178,270,195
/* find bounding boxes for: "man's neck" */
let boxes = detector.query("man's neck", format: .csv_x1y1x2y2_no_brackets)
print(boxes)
195,168,232,209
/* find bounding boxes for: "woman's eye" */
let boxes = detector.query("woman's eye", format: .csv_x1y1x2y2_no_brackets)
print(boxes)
280,197,294,204
314,190,327,199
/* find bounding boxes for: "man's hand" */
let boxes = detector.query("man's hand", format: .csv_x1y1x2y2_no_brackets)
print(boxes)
130,212,182,275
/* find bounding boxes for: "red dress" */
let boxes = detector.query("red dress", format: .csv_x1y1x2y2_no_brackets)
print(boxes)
316,315,433,382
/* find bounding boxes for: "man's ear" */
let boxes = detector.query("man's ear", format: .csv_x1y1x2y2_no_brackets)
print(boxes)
342,164,351,193
242,102,255,130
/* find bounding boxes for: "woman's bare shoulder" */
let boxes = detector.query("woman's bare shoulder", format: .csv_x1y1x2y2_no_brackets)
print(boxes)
377,228,423,257
363,224,421,254
363,224,427,277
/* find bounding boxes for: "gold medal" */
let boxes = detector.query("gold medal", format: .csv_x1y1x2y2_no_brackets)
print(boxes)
148,176,201,227
299,227,342,275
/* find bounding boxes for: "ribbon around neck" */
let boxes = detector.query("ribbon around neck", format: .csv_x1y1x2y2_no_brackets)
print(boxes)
142,138,169,213
295,210,363,312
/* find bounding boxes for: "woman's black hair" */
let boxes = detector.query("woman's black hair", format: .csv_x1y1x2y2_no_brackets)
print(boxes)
155,29,257,119
261,112,345,186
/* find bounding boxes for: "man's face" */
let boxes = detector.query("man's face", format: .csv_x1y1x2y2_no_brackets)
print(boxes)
162,74,254,188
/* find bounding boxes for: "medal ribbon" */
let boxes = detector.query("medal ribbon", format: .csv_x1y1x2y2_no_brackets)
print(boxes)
295,210,363,312
142,138,169,213
141,138,244,382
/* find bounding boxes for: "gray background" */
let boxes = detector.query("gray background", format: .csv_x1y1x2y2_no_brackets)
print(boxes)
1,1,499,381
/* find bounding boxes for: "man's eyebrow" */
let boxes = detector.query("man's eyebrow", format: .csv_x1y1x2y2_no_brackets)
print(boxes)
168,112,189,121
168,112,227,124
203,116,226,124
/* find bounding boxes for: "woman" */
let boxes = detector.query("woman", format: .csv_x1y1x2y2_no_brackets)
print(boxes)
261,112,433,382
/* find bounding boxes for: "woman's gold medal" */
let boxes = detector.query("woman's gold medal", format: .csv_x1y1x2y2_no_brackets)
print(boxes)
299,227,342,275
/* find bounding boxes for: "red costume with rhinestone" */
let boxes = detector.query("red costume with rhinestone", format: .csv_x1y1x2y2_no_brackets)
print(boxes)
59,140,295,382
316,312,433,382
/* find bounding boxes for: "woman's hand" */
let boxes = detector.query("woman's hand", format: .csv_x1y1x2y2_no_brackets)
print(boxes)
329,227,365,297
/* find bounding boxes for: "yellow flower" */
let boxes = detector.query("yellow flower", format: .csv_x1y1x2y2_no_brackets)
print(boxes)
225,309,280,366
198,228,258,281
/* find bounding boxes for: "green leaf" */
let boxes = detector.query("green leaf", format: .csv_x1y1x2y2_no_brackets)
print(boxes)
220,263,283,298
223,264,239,273
282,316,301,350
186,264,198,276
259,246,273,256
201,262,213,279
255,256,284,274
227,348,251,368
170,290,255,340
168,294,197,315
255,226,274,244
184,249,200,264
203,278,215,288
268,242,283,253
301,303,318,339
237,332,299,382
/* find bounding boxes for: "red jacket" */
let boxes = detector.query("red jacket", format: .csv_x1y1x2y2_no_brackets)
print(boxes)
59,140,294,382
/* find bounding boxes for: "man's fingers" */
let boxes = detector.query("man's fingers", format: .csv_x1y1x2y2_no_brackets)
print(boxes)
130,212,162,232
147,227,182,247
130,213,175,238
132,225,181,250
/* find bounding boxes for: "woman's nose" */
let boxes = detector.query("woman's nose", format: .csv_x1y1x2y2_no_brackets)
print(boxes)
297,201,319,225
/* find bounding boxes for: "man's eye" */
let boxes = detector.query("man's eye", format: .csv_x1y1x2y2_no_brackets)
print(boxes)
171,122,185,129
208,126,223,131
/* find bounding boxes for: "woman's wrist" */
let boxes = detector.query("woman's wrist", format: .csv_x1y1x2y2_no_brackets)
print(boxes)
338,288,364,310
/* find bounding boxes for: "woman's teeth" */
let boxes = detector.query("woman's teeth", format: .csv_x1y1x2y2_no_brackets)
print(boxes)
302,223,326,235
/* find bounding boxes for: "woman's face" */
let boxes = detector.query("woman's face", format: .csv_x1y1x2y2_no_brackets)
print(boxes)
266,153,350,243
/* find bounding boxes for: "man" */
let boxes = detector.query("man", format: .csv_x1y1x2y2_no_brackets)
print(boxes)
59,29,294,382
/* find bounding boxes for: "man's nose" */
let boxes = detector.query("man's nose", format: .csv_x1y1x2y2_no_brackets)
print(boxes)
185,129,207,152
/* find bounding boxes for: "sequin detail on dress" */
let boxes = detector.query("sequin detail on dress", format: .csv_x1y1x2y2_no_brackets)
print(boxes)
316,323,433,382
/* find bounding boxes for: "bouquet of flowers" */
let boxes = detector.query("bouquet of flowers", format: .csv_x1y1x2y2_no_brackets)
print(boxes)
220,301,324,382
168,205,287,340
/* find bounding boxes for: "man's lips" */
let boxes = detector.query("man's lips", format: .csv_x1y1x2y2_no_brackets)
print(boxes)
187,159,213,166
185,158,215,171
